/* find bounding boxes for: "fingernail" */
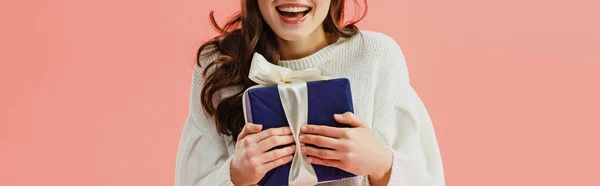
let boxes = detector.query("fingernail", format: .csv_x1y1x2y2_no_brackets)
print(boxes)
299,135,304,141
253,124,261,130
301,146,306,152
334,114,343,119
301,126,307,131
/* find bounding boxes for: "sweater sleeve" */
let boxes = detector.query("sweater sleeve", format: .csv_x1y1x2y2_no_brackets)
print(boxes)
370,34,445,186
174,53,235,186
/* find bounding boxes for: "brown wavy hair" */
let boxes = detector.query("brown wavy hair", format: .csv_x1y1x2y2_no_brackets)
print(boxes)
197,0,367,140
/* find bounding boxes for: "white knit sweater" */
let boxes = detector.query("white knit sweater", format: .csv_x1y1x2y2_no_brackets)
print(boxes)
174,31,445,186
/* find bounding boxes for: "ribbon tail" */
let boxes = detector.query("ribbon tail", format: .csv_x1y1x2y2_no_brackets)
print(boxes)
278,82,319,186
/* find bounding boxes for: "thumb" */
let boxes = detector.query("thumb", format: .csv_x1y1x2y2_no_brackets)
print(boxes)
334,112,365,128
238,123,262,140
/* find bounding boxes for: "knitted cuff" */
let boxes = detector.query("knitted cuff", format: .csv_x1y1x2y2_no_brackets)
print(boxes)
387,147,433,186
215,156,235,186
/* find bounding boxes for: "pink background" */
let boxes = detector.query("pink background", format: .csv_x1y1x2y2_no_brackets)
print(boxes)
1,0,599,185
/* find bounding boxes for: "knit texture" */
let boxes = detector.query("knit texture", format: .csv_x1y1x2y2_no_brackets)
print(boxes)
174,30,445,186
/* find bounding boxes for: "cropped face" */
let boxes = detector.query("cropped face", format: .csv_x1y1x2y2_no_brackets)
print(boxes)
257,0,331,41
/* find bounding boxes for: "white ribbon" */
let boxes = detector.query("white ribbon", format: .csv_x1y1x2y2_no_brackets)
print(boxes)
242,53,328,186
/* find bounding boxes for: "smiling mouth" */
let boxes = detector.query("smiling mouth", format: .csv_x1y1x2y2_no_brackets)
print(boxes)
276,4,312,19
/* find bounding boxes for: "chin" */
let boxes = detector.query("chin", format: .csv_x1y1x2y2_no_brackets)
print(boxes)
274,30,312,42
258,0,330,43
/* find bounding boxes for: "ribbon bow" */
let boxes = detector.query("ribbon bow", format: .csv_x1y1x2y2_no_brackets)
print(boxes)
242,53,329,186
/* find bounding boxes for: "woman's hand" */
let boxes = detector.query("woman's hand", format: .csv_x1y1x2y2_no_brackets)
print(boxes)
230,123,296,186
299,112,393,185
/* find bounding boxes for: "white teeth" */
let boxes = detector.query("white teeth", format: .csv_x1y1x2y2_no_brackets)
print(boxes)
277,6,310,13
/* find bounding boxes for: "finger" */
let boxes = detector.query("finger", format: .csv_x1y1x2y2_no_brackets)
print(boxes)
261,155,294,172
307,156,342,168
248,127,292,143
300,125,345,138
299,134,342,149
260,145,296,163
257,135,295,152
238,123,263,141
301,145,342,160
334,112,365,128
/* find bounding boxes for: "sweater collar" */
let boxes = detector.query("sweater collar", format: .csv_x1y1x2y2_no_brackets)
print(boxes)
278,36,348,71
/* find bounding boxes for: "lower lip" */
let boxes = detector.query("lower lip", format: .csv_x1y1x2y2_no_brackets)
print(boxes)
278,11,308,24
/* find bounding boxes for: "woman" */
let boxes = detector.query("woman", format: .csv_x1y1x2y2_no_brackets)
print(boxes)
175,0,445,185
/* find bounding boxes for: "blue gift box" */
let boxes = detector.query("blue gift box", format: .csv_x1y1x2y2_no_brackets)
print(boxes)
244,78,356,186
